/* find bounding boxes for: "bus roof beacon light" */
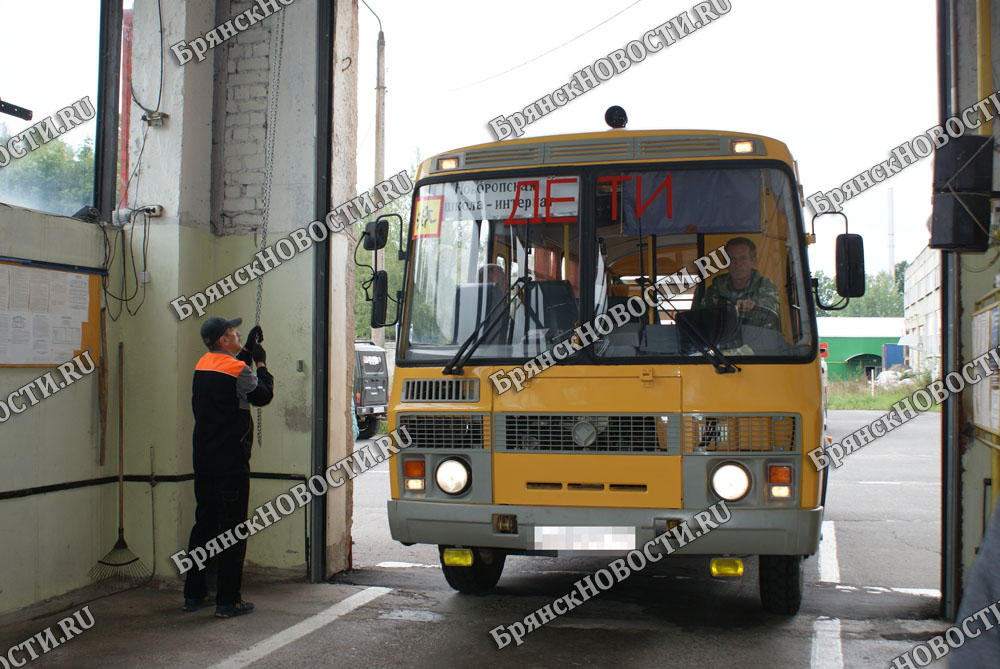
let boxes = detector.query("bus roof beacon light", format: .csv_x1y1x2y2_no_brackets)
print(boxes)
605,106,627,129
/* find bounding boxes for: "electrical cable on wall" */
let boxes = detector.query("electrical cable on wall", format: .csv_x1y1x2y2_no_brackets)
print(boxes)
102,0,163,321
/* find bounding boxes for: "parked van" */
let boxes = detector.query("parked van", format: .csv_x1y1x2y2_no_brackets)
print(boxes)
353,340,388,438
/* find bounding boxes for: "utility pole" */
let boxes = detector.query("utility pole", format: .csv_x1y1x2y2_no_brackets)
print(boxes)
888,187,895,279
369,6,386,347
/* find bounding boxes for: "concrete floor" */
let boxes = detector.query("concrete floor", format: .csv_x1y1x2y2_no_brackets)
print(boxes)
0,410,957,668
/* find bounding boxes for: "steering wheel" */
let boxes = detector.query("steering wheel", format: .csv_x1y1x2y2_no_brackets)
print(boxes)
740,304,780,330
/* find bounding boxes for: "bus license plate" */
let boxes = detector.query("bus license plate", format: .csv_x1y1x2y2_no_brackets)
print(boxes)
532,526,636,551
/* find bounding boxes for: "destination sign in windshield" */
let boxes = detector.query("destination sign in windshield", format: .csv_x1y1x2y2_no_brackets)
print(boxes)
604,169,763,235
414,176,579,237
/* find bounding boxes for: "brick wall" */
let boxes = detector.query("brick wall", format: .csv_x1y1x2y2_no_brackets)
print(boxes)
218,0,273,235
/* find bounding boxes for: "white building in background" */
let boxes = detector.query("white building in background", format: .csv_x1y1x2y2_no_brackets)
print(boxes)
902,246,942,374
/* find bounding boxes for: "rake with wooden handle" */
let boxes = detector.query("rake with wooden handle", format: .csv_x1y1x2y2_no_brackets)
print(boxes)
89,341,150,584
98,308,107,466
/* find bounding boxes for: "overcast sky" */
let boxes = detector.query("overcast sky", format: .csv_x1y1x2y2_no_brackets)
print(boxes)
354,0,938,276
1,0,938,276
0,1,102,141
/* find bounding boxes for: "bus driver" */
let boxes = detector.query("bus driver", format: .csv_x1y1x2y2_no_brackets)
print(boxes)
699,237,780,328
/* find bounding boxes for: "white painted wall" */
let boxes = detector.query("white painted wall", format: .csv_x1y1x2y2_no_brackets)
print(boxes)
0,0,358,614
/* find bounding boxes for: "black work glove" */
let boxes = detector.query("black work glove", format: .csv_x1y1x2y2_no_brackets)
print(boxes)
246,325,263,347
250,341,266,365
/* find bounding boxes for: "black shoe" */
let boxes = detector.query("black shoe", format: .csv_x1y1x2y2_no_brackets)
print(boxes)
215,600,255,618
182,595,216,612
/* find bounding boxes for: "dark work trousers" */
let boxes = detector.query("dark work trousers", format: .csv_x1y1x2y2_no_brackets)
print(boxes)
183,474,250,606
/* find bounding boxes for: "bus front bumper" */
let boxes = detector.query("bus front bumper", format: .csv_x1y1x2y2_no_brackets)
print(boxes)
387,500,823,556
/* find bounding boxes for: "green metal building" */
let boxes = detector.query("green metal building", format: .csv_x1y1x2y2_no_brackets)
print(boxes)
817,317,904,381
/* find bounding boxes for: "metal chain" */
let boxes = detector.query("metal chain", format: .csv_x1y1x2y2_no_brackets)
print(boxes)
255,10,285,448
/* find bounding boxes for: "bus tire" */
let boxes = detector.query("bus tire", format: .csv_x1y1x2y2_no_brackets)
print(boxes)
357,416,379,439
758,555,803,615
438,546,505,594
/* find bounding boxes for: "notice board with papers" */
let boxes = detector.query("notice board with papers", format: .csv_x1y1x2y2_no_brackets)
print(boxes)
972,301,1000,435
0,259,101,367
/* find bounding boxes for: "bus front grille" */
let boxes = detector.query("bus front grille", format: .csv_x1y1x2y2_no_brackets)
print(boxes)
495,414,676,454
681,414,798,452
401,379,480,403
397,413,489,449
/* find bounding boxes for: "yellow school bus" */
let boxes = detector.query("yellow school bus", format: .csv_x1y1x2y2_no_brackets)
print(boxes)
370,115,861,614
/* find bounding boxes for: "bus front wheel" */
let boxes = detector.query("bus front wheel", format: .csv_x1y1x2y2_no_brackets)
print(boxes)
758,555,803,615
438,546,505,594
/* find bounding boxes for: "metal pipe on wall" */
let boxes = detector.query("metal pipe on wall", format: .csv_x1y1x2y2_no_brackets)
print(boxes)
939,0,960,621
309,0,336,583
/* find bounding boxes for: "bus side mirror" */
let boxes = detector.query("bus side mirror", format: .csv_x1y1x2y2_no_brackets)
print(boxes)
835,233,865,298
371,270,388,328
363,218,389,251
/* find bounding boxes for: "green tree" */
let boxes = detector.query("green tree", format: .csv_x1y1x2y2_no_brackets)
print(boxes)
815,269,902,317
894,260,908,295
353,171,414,340
813,270,839,307
0,124,94,216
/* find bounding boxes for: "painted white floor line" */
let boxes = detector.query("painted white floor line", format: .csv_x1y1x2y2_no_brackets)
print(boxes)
810,617,844,669
848,481,937,486
376,561,439,569
209,587,392,669
818,520,841,583
833,585,941,598
892,587,941,598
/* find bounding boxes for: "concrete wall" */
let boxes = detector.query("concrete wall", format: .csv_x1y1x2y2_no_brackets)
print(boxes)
0,0,357,615
0,207,118,613
326,0,360,574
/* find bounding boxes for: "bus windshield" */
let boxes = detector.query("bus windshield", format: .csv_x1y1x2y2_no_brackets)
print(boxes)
401,167,813,364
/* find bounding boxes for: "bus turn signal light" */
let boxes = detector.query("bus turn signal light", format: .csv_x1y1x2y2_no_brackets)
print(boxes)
710,558,744,578
404,460,425,477
768,465,791,485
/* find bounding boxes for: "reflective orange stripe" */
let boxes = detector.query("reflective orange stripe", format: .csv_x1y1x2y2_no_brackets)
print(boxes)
195,352,246,377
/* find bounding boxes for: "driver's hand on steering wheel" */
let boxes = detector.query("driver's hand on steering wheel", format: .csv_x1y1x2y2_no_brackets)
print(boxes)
736,298,756,312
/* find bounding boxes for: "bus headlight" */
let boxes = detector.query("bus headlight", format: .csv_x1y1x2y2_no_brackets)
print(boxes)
711,463,751,501
436,459,470,495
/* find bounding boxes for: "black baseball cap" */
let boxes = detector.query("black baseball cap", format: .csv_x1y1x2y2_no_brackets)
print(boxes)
201,316,242,346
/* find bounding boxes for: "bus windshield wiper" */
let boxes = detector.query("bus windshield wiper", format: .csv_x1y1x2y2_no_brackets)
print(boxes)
652,281,739,375
442,277,530,376
675,311,740,374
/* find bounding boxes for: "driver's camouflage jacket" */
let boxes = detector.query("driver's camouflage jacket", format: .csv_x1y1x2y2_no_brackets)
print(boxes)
700,269,780,314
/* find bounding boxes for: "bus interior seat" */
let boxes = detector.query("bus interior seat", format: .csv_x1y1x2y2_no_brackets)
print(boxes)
453,283,505,344
512,280,579,338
